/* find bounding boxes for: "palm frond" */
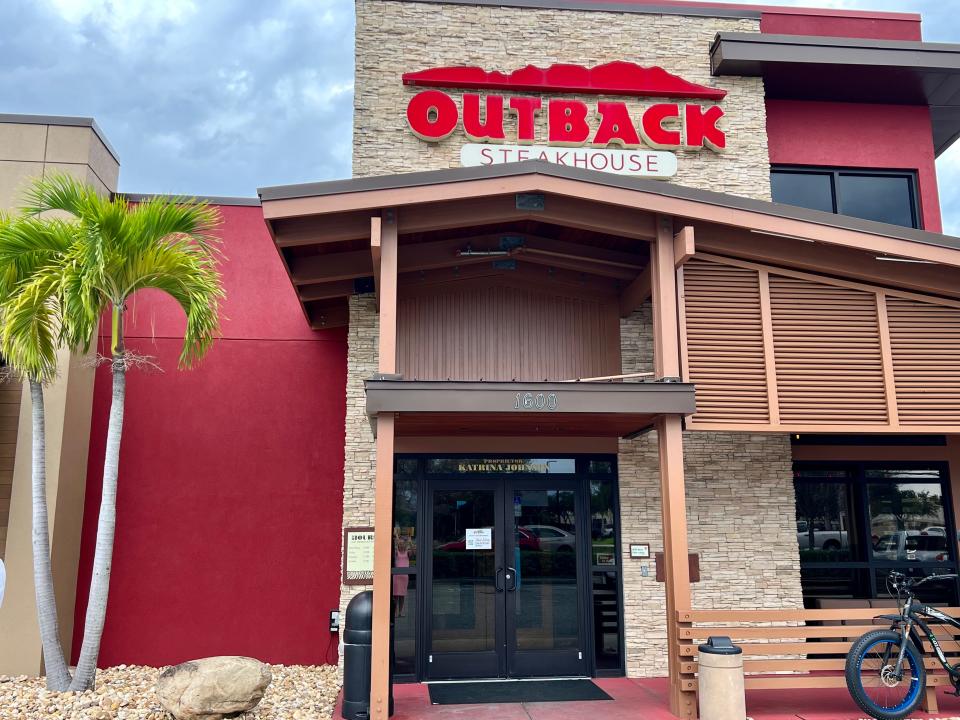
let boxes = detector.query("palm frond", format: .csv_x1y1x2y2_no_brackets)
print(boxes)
0,269,62,382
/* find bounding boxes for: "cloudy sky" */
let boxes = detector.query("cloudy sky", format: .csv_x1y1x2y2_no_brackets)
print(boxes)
6,0,960,232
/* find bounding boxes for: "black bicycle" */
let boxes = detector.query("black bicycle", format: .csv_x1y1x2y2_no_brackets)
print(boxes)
845,571,960,720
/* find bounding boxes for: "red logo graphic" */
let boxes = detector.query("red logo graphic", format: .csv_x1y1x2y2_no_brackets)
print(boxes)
402,61,726,100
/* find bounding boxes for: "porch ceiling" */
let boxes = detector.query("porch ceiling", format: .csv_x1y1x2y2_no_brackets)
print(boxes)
259,162,960,329
364,378,696,438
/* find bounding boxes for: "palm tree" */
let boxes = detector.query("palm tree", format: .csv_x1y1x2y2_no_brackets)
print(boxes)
0,213,76,691
16,174,224,691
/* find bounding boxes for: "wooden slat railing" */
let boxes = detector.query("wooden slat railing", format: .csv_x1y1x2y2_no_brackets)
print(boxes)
676,608,960,715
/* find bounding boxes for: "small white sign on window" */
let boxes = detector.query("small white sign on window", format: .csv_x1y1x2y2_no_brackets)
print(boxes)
465,527,493,550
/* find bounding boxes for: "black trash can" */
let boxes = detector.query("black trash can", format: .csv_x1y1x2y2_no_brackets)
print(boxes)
342,591,394,719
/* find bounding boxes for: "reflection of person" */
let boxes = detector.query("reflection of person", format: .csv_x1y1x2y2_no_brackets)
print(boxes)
393,533,411,618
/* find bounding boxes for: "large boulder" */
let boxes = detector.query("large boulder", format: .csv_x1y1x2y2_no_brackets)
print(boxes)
156,656,271,720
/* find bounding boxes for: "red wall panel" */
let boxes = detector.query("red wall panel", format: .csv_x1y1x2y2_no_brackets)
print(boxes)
760,12,921,41
766,99,942,233
73,205,348,666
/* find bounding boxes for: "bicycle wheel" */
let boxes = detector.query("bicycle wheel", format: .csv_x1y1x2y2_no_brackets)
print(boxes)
845,629,926,720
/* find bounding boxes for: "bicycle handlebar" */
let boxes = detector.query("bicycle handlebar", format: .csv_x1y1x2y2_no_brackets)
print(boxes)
888,571,959,593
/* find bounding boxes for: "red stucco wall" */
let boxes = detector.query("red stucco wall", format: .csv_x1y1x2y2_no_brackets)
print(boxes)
766,99,942,233
72,204,348,667
760,11,921,41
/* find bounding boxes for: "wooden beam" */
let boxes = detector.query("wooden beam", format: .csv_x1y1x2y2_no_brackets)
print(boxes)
521,235,646,270
370,209,399,720
758,270,781,425
651,213,694,719
290,249,371,285
876,291,900,427
396,194,656,240
515,248,639,280
369,412,395,720
273,210,373,247
379,209,398,374
399,261,620,298
652,216,681,379
619,266,651,317
695,224,960,301
673,226,694,267
298,280,355,303
371,216,382,305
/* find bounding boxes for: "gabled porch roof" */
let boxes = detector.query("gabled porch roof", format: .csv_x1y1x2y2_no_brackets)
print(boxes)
258,161,960,330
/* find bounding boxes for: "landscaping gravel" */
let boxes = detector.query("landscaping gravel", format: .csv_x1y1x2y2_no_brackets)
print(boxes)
0,664,341,720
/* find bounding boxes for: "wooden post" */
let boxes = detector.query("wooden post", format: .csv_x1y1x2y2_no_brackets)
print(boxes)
652,215,695,719
370,209,398,720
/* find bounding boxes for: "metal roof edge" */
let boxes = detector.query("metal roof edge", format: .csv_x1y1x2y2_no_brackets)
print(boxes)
714,31,960,54
258,160,960,254
0,113,121,166
120,192,261,207
375,0,761,19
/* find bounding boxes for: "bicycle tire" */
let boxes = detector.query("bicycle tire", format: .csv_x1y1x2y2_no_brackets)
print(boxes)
845,629,926,720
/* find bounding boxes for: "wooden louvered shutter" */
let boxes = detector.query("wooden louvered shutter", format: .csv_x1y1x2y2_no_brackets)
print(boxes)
886,296,960,425
767,275,888,425
681,259,769,424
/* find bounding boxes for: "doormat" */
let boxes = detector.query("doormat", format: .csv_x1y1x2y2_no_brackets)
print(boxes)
428,679,612,705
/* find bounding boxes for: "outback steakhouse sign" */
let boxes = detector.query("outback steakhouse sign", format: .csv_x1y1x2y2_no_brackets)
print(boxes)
402,61,728,178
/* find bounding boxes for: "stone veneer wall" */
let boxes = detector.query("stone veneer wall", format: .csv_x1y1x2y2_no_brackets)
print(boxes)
353,1,772,203
618,304,803,676
339,294,379,647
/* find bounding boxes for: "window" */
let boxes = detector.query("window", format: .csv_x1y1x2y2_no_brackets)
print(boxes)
794,463,958,606
771,167,920,229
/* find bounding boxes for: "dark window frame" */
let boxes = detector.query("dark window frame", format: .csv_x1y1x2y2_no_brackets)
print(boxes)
793,460,958,603
389,454,625,682
771,165,922,230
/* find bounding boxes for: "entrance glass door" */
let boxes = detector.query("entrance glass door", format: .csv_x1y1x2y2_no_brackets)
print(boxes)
506,479,586,677
425,477,586,679
427,482,505,678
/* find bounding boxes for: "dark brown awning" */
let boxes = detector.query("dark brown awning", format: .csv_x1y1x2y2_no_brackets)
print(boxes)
710,32,960,156
365,378,695,437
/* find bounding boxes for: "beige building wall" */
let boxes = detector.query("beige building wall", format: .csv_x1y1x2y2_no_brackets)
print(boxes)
0,115,118,676
353,0,772,203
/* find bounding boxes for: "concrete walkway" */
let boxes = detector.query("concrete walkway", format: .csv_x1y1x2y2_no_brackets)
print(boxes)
380,676,960,720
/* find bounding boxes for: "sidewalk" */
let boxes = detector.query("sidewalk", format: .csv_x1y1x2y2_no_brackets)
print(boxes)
376,676,960,720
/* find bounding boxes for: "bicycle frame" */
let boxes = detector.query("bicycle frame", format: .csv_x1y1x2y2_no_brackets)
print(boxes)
881,596,960,680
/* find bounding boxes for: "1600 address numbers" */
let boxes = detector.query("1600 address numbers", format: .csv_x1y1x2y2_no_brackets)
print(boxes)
514,392,559,411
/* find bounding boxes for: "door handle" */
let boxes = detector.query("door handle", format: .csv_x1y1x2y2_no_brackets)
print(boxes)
506,566,518,592
496,567,505,593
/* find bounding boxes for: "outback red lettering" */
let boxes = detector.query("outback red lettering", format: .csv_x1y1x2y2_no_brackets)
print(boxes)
593,102,640,147
406,90,458,140
640,104,681,148
684,104,726,150
462,94,506,142
508,97,542,143
548,100,590,145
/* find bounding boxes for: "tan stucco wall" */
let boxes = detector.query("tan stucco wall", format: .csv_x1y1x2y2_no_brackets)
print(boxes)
353,0,772,202
0,118,117,676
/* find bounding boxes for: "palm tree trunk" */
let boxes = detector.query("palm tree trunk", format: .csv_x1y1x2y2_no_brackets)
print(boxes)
29,379,73,691
69,354,125,692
